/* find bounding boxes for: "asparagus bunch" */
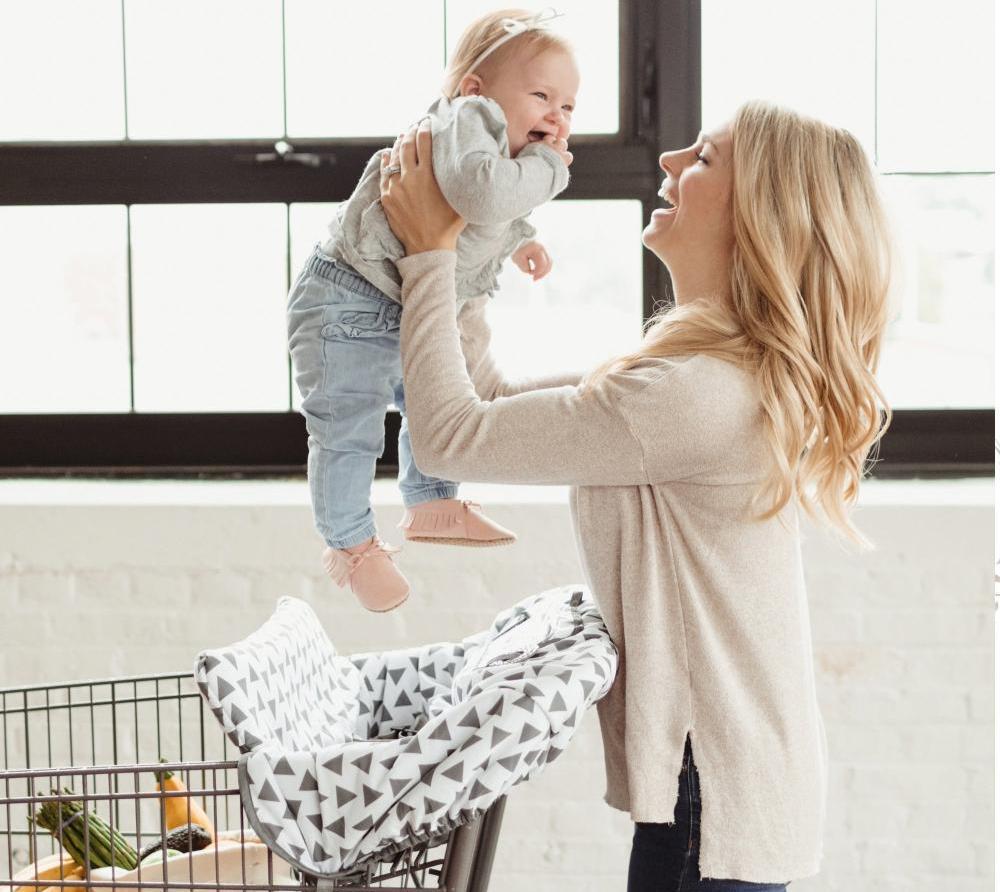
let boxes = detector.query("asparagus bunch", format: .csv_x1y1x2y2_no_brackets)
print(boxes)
33,789,139,870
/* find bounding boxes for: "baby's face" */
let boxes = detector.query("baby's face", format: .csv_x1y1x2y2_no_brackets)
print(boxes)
481,47,579,157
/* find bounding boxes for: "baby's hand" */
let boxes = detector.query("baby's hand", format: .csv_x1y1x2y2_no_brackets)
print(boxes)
511,240,552,282
540,133,573,167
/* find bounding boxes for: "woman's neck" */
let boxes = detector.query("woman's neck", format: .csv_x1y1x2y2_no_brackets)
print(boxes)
667,260,732,308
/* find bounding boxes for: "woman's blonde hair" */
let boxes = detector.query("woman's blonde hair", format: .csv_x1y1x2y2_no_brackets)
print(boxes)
442,9,574,99
587,100,894,547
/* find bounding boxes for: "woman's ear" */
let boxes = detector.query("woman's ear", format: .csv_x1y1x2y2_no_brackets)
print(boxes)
458,74,484,97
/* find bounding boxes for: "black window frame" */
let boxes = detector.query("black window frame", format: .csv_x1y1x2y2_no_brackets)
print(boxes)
0,0,991,478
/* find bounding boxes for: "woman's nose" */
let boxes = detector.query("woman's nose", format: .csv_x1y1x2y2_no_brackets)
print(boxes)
659,151,673,173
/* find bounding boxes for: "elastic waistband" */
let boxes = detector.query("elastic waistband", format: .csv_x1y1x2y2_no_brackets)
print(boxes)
305,247,395,304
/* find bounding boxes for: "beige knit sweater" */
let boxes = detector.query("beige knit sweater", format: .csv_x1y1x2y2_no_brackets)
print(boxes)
397,251,828,884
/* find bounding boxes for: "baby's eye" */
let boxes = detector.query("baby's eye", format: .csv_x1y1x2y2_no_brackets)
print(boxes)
533,91,548,100
562,105,574,114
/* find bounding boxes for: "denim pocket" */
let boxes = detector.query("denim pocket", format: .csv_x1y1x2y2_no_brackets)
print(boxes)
321,304,392,340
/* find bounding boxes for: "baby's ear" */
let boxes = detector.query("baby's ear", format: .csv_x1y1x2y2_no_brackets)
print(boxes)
458,74,484,97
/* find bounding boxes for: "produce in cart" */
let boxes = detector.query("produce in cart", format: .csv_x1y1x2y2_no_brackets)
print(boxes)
10,853,85,892
33,790,139,870
88,830,295,891
154,763,216,840
138,823,213,861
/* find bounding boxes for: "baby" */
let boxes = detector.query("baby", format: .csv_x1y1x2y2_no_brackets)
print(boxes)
287,8,578,613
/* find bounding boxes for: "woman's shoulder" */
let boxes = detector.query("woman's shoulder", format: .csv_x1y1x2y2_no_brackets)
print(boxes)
613,355,765,477
615,354,758,406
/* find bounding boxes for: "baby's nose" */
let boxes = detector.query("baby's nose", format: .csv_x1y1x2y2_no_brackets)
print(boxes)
546,111,570,136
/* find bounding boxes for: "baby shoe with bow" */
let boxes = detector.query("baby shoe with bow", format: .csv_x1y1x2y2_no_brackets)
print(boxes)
398,498,516,547
321,536,409,612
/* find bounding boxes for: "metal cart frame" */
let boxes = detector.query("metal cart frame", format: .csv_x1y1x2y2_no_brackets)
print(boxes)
1,672,504,892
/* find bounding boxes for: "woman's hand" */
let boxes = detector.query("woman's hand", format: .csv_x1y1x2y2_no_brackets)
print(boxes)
379,121,466,255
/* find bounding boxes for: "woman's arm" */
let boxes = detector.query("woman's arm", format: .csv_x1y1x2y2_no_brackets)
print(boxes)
381,126,751,487
399,251,650,485
398,253,752,486
457,296,583,401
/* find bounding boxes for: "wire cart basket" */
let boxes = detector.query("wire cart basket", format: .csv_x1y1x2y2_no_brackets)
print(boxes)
0,673,505,892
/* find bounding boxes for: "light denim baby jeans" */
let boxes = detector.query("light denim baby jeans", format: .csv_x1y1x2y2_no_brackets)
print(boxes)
287,247,458,549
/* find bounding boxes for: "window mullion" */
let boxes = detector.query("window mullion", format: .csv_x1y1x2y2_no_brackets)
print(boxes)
120,0,130,140
125,205,136,412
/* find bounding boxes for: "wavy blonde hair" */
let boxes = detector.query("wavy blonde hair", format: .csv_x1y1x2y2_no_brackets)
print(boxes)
442,9,574,99
587,100,894,547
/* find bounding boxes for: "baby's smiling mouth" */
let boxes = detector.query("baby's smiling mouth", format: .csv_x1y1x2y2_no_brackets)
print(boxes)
527,130,549,142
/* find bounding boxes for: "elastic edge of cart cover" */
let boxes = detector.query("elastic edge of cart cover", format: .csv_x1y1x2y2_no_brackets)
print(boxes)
194,585,617,877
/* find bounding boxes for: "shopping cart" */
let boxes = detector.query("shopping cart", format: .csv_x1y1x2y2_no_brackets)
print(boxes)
0,673,505,892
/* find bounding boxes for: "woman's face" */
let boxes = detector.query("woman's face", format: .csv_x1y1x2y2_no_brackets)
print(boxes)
642,123,735,268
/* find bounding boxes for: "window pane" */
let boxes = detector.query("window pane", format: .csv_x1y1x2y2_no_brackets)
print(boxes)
0,206,129,412
124,0,284,139
445,1,619,135
289,203,339,273
701,0,876,157
0,0,125,140
488,200,643,379
876,0,994,172
285,1,444,138
878,175,993,409
130,205,288,411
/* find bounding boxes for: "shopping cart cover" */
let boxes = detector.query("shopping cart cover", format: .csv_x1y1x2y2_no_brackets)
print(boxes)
194,586,617,877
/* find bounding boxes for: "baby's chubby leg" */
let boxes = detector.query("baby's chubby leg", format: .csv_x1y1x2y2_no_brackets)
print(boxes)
287,252,409,609
392,377,459,508
289,273,394,547
392,379,516,548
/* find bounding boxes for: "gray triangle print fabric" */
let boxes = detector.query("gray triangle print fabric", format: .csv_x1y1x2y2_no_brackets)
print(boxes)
194,587,617,877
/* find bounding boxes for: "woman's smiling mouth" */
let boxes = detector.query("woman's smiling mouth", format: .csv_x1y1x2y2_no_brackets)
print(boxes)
652,188,678,218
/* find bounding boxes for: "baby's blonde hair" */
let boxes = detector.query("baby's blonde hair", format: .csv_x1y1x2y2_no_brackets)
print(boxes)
442,8,574,99
586,100,894,548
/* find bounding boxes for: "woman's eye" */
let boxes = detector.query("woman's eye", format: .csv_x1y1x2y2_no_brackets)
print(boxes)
696,153,708,164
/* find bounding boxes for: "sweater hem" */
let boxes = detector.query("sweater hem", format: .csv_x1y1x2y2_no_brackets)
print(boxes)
698,857,822,885
604,793,822,883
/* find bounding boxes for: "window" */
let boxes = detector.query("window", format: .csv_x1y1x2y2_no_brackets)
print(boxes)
702,0,994,411
1,0,989,475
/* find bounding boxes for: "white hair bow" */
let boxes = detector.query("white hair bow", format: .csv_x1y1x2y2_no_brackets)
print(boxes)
458,7,565,88
499,7,564,37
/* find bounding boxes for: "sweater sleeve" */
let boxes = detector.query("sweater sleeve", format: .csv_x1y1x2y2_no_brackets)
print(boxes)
457,296,583,400
398,252,747,486
431,99,570,226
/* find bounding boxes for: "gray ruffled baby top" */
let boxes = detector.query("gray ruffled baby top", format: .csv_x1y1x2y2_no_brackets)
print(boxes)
323,95,570,303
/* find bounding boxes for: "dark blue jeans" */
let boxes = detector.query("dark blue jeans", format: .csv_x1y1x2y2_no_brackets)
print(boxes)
627,737,789,892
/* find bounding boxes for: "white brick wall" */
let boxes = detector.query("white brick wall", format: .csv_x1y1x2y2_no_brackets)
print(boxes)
0,479,992,891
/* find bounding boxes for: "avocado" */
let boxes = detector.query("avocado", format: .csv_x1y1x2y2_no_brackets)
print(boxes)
139,824,213,861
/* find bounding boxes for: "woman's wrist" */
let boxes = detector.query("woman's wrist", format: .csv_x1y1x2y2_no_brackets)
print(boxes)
402,224,463,255
405,238,458,255
398,248,458,269
397,249,458,306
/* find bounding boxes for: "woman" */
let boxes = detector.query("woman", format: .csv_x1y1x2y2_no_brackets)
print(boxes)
378,100,892,890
